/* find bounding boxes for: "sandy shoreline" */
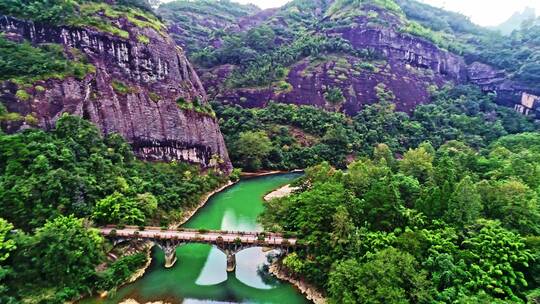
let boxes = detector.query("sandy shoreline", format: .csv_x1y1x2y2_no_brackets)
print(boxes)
119,300,169,304
241,169,303,178
263,184,300,201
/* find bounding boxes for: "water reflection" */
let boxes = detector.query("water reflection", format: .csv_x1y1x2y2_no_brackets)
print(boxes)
195,247,228,286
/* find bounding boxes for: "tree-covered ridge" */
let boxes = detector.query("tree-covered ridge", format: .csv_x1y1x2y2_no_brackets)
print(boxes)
158,0,260,51
261,131,540,303
396,0,540,89
474,20,540,89
0,114,227,230
167,0,540,94
0,115,228,302
0,0,165,38
214,85,537,171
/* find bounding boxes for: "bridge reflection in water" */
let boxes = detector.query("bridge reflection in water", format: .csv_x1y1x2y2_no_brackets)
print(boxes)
101,226,298,272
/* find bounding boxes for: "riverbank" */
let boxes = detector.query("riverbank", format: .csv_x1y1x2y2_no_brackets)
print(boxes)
269,261,327,304
119,300,168,304
264,184,300,201
127,242,153,283
87,172,309,303
96,181,236,301
242,169,303,178
262,176,325,304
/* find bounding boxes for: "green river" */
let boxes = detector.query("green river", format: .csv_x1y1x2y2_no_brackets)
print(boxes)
83,173,309,304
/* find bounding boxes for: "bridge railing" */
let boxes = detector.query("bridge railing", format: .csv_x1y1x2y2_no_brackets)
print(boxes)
102,225,298,239
101,227,298,247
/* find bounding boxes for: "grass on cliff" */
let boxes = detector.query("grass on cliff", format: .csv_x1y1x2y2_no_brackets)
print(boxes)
70,1,166,38
112,80,138,95
0,0,165,39
176,97,216,118
0,35,95,87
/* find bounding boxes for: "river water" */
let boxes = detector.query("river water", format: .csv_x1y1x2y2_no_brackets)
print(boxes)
83,173,308,304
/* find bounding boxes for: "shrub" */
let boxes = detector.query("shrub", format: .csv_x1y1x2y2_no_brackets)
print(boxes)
137,34,150,44
112,80,136,95
148,92,161,103
234,237,242,245
15,89,31,101
358,61,376,71
24,114,39,125
324,87,345,104
229,168,242,182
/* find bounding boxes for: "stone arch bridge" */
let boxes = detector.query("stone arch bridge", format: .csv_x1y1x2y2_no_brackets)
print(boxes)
100,226,298,272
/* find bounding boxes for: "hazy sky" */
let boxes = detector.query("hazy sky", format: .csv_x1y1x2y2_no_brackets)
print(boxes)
232,0,540,26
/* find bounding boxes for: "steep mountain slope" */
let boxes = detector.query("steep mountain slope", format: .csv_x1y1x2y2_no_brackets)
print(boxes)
158,0,261,51
0,0,232,172
160,0,540,117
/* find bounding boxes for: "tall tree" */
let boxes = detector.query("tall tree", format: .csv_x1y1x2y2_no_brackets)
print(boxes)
29,215,105,289
232,131,272,171
444,176,482,227
399,146,434,183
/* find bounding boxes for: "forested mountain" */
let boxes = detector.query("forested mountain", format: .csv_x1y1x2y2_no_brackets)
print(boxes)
1,0,540,303
0,0,231,172
0,0,234,302
159,0,540,116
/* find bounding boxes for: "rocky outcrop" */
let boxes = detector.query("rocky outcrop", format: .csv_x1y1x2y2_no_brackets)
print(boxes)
467,61,540,116
0,15,232,172
187,2,472,115
202,21,468,114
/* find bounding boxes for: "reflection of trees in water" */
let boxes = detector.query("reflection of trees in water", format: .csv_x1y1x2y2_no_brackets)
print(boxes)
256,250,281,286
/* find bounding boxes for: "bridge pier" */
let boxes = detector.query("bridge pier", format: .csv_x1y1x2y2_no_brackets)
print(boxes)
226,252,236,272
163,245,177,268
155,240,181,268
102,227,298,273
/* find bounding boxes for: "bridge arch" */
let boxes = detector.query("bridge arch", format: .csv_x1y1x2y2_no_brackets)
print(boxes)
101,226,297,272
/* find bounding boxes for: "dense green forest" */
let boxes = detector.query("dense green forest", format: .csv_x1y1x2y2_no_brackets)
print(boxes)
261,132,540,303
0,115,228,302
215,85,537,171
1,0,540,303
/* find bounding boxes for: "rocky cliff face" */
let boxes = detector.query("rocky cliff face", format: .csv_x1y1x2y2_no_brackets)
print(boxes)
0,15,232,172
199,6,469,115
163,0,538,117
467,61,540,117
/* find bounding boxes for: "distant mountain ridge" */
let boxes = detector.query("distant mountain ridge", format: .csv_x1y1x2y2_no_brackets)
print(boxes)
491,6,536,35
